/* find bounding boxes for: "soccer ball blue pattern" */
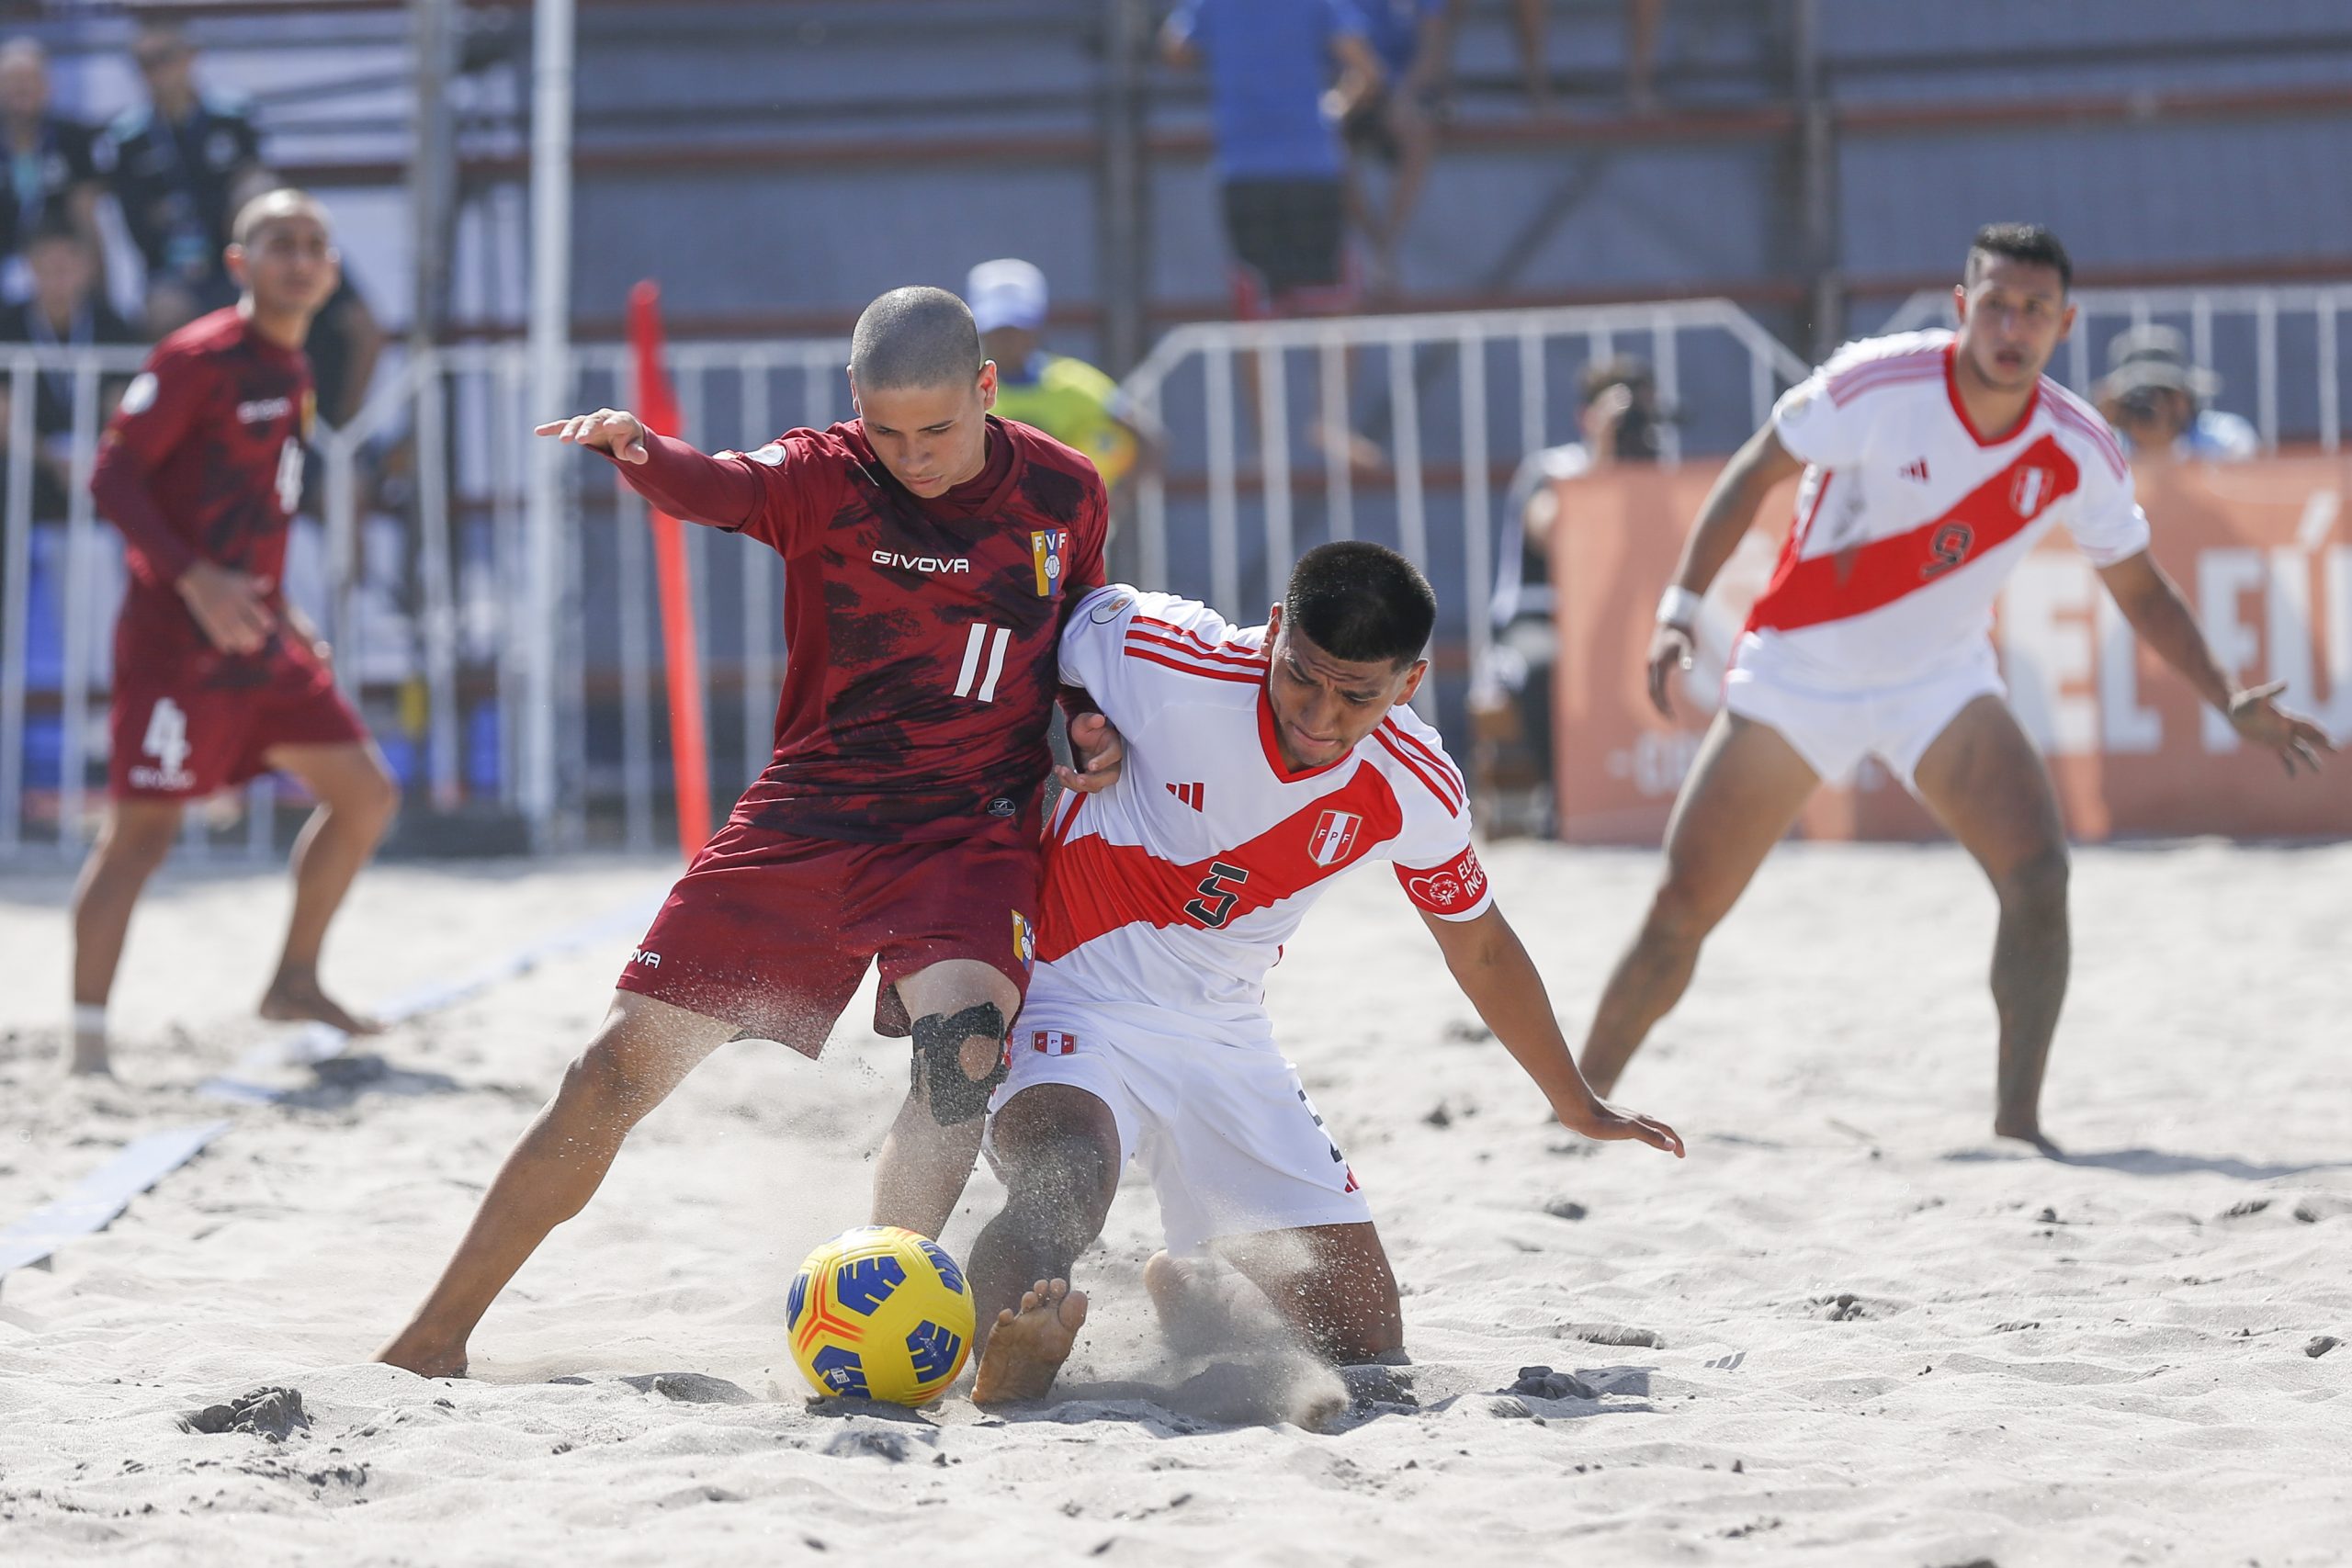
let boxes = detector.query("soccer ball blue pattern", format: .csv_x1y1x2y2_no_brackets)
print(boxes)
786,1225,976,1404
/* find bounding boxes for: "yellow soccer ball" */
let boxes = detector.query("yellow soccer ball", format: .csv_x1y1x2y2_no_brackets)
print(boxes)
786,1225,976,1405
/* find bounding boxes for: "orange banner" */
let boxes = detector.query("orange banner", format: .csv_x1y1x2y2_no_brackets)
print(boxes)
1550,454,2352,843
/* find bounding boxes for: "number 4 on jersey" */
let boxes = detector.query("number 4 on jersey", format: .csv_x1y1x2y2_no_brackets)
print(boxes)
953,623,1011,703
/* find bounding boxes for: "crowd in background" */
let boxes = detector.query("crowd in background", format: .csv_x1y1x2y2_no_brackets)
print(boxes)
0,19,381,523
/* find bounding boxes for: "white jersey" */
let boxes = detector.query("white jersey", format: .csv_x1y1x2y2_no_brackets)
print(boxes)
1030,586,1492,1048
1747,329,2151,691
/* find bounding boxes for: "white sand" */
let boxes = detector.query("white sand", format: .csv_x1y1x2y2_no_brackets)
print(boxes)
2,840,2346,1565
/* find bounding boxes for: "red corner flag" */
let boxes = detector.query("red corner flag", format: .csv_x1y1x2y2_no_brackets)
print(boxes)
627,280,713,859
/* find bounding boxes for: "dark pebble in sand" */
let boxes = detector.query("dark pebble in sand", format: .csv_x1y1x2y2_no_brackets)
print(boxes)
2306,1336,2342,1359
1424,1103,1453,1128
1561,1323,1665,1349
182,1386,308,1442
1544,1200,1589,1222
1509,1365,1599,1401
623,1371,755,1405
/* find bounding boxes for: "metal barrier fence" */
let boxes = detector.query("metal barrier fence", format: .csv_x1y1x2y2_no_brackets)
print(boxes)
5,301,1811,863
1120,300,1813,737
1874,284,2352,452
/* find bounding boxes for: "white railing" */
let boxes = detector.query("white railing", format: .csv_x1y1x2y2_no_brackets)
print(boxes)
1120,300,1812,728
6,301,1815,863
1874,284,2352,453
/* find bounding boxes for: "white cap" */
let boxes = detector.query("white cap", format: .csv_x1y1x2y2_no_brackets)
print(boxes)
966,257,1047,334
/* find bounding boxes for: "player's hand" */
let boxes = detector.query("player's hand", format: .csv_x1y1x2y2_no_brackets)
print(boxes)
1645,621,1696,719
1553,1093,1686,1158
535,408,650,464
176,560,277,656
1057,712,1125,794
2228,680,2334,776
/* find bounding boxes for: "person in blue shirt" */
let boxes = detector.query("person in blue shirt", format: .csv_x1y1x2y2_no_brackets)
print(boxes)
2092,325,2258,464
1161,0,1385,321
1340,0,1454,294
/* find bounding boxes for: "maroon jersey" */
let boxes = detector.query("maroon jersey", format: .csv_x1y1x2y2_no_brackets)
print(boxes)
616,413,1108,841
90,306,314,674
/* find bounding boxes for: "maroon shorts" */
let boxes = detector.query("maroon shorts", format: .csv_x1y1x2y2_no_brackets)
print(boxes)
614,818,1044,1055
109,638,368,800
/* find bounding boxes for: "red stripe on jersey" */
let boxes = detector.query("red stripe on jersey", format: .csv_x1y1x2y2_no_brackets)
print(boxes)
1826,355,1943,406
1125,648,1264,685
1132,615,1260,660
2044,392,2129,480
1377,721,1466,806
1036,761,1404,962
1747,433,2080,633
1126,626,1265,668
1374,728,1462,814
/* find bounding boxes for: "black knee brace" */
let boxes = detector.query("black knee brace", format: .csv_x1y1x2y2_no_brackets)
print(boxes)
910,1003,1008,1125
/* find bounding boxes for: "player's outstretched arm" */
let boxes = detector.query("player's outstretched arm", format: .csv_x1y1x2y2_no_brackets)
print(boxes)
2098,550,2335,775
1419,906,1685,1157
1647,423,1806,717
534,407,763,532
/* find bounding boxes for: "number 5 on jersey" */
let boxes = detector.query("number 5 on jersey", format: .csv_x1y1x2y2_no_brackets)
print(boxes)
953,623,1012,703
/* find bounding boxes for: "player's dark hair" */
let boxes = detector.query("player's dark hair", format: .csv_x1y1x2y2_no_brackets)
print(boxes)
1283,542,1437,669
850,287,985,392
1965,223,2072,293
24,216,85,252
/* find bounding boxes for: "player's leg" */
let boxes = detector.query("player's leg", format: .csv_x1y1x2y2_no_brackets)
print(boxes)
967,1082,1121,1404
258,739,401,1033
1578,711,1820,1095
66,798,186,1074
1210,1221,1405,1365
871,957,1023,1238
1907,695,2072,1149
374,990,738,1376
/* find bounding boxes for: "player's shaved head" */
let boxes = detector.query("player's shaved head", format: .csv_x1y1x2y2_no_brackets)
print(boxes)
232,186,332,249
850,288,986,392
1284,542,1437,670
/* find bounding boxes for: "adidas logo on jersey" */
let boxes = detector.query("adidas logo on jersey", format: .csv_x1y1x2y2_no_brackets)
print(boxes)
1900,457,1930,483
1166,781,1205,810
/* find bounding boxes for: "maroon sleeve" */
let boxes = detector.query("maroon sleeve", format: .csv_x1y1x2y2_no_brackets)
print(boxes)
90,347,210,587
609,428,840,559
605,429,762,532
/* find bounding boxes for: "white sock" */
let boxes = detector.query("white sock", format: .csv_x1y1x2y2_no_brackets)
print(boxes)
72,1003,107,1036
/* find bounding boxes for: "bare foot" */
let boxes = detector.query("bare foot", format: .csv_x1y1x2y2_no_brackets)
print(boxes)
1141,1250,1234,1356
972,1278,1088,1406
373,1327,469,1380
260,967,382,1036
66,1029,114,1077
1994,1116,2062,1156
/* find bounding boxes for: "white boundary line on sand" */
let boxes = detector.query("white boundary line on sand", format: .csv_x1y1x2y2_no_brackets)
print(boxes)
0,890,665,1291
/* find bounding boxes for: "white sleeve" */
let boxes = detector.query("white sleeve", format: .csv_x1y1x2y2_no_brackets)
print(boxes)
1378,716,1495,923
1058,585,1248,716
2060,434,2153,569
1770,340,1895,469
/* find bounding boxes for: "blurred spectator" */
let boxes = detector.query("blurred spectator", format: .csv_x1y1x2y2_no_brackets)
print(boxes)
0,38,107,300
1510,0,1668,116
1160,0,1382,322
98,18,262,333
221,169,379,431
2094,325,2256,463
966,257,1159,497
1342,1,1454,294
0,220,141,516
1477,356,1663,826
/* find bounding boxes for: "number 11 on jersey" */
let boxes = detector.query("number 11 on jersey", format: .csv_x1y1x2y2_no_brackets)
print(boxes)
953,623,1011,704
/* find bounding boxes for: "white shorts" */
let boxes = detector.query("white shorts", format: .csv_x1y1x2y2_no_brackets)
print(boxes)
987,1004,1373,1254
1723,642,2005,789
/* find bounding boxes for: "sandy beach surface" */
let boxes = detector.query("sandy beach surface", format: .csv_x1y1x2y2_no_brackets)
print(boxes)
2,839,2346,1566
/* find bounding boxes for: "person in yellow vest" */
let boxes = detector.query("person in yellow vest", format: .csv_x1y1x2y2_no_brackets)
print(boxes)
966,258,1159,499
